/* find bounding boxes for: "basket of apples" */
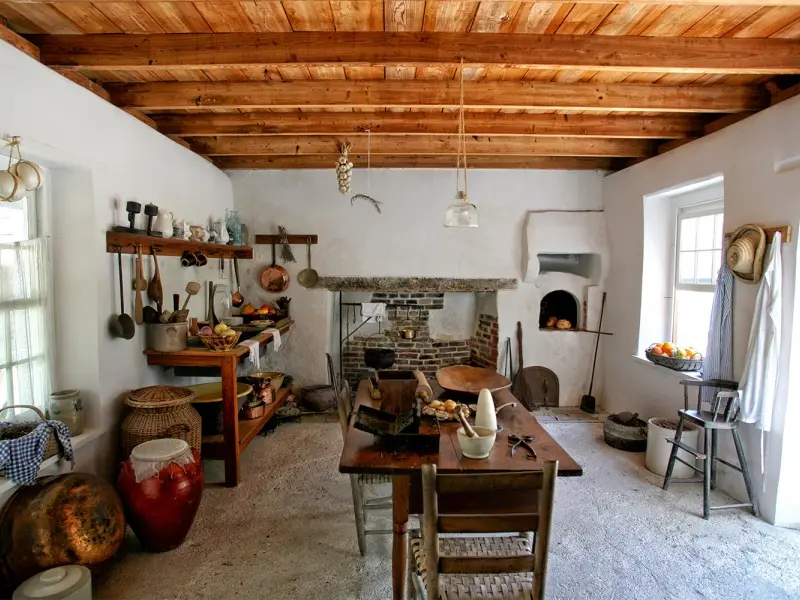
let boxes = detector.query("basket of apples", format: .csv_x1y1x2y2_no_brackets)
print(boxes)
199,323,241,352
646,342,703,372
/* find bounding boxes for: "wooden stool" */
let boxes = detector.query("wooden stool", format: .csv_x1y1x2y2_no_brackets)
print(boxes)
662,379,759,520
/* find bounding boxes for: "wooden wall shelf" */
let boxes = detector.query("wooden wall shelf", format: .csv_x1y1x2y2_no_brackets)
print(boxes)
106,231,254,259
255,234,318,245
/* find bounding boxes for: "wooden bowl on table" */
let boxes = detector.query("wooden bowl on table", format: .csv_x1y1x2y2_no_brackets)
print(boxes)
435,365,512,395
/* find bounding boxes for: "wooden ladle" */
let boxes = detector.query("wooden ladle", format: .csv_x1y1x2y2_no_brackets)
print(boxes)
133,245,147,325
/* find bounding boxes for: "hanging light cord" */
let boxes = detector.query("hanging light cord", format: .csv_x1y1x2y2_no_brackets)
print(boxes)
456,58,468,200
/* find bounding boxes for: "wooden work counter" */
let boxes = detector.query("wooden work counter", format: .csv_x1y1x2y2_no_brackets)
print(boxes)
145,319,293,487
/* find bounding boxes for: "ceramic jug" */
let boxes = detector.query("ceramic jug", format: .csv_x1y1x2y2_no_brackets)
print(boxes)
154,210,174,238
474,388,497,432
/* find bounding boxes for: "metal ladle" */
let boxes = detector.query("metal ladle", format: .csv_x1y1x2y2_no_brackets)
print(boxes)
111,248,135,339
297,237,319,288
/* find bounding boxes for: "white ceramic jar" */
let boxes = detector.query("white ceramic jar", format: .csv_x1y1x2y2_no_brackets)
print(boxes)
13,566,91,600
48,390,84,436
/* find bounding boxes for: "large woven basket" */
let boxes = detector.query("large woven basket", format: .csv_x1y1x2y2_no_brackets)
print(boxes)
120,386,201,459
645,348,702,372
0,404,59,462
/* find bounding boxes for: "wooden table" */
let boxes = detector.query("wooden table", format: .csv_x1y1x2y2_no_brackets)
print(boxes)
339,379,582,600
145,320,293,487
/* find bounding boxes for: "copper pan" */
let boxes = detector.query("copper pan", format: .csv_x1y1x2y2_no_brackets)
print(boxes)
260,243,289,293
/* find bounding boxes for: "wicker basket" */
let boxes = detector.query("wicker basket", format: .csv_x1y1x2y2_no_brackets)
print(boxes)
120,386,202,459
0,404,59,461
199,332,241,352
645,348,702,372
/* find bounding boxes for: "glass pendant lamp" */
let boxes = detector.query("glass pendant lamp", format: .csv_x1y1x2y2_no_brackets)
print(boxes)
444,59,478,228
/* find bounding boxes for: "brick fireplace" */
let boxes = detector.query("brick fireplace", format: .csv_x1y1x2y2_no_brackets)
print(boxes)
319,277,516,387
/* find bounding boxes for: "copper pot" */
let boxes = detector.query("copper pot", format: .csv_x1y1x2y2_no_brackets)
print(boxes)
0,473,126,593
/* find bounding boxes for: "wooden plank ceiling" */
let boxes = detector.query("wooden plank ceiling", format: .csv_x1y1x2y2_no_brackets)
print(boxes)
3,0,800,170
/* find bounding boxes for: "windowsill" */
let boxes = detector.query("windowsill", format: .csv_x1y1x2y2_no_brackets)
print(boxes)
632,355,702,381
0,427,106,496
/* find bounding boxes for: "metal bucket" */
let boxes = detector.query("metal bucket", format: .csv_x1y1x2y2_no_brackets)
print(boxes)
149,323,188,353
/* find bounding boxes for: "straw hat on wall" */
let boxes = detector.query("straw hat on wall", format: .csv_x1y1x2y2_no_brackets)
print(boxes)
726,224,766,284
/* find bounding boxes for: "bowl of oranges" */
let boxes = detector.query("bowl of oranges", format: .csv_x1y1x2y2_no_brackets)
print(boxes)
646,342,703,372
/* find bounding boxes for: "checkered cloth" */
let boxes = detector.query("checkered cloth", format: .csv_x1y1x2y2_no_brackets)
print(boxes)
0,420,74,485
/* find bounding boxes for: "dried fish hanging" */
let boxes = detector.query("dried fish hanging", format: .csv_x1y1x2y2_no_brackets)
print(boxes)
351,130,382,214
336,142,353,195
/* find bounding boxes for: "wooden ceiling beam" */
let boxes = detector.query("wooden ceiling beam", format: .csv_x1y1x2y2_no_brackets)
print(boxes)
213,155,615,171
0,18,38,61
11,0,800,7
153,111,702,140
188,135,654,158
34,32,800,75
107,81,766,114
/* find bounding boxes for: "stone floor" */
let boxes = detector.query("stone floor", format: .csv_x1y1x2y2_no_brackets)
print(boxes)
94,417,800,600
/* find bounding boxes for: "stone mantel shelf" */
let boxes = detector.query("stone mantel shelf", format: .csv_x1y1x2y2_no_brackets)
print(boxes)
314,277,517,292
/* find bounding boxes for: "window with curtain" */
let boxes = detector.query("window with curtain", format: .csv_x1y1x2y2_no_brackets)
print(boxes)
0,182,51,413
672,201,724,353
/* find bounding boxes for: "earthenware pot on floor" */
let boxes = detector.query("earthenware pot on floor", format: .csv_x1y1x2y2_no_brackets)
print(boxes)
117,439,204,553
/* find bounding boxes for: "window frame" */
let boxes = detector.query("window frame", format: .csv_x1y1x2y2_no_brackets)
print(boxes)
670,198,723,347
0,181,54,412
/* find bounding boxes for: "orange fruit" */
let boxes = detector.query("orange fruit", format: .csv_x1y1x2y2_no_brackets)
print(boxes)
651,346,664,356
662,342,674,353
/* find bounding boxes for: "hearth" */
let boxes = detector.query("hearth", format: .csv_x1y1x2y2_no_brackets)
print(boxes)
326,278,515,388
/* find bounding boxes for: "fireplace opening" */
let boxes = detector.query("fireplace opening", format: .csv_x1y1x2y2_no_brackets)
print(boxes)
539,290,579,330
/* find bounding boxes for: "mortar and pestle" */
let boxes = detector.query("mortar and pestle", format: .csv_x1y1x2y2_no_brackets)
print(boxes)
456,404,496,459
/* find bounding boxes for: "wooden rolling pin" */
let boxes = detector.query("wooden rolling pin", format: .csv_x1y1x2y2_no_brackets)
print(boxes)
413,370,433,402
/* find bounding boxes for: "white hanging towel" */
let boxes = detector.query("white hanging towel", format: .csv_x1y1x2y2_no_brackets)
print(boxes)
238,339,261,370
361,302,386,323
738,232,782,478
265,328,282,350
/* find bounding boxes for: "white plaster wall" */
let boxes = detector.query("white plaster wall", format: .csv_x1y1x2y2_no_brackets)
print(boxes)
0,43,233,494
229,169,605,402
601,92,800,527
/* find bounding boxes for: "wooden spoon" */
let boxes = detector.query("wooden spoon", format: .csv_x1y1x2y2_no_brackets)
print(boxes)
134,245,147,325
148,248,163,312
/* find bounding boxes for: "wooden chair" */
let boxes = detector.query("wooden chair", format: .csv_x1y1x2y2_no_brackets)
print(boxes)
662,379,758,520
328,354,393,555
409,461,558,600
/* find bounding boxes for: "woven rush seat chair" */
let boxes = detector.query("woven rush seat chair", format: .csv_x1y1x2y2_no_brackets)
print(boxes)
409,461,557,600
329,354,392,555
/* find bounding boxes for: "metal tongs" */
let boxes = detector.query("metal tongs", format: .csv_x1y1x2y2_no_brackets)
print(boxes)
508,433,537,459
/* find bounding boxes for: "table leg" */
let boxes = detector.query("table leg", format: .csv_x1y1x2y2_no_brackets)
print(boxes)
221,357,241,487
392,475,410,600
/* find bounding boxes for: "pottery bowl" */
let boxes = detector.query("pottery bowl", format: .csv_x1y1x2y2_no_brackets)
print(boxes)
456,426,497,460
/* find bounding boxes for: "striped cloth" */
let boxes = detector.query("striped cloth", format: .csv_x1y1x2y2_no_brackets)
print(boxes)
702,244,734,401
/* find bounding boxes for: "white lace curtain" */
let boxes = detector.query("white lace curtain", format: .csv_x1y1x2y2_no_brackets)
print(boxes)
0,237,50,413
